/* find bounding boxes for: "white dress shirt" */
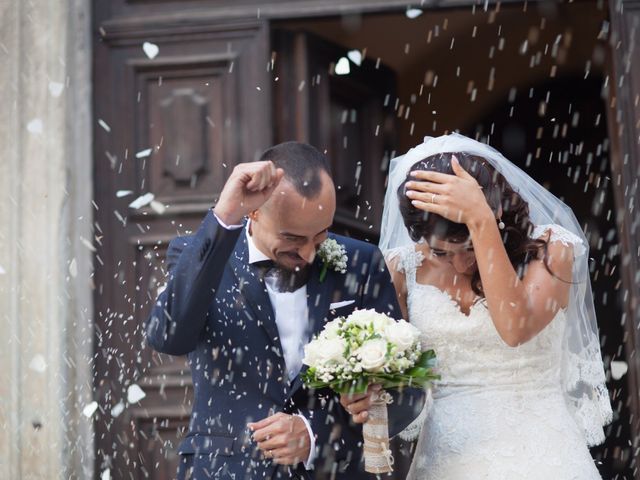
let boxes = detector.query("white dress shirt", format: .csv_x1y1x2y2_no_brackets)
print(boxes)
214,214,316,468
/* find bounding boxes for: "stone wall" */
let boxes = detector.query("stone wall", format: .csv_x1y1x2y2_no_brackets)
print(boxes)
0,1,94,478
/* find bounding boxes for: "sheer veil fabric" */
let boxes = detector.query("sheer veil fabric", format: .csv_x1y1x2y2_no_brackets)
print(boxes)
380,133,612,446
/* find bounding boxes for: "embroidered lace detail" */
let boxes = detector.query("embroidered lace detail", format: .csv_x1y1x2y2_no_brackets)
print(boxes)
531,223,586,257
387,233,604,479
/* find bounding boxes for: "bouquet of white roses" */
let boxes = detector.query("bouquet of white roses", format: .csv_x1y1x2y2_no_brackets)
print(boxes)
302,309,438,474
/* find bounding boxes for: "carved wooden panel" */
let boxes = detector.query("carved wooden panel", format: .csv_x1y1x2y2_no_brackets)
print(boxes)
93,16,271,480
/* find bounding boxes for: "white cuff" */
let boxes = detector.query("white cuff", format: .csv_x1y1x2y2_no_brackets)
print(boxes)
294,412,316,469
213,212,243,230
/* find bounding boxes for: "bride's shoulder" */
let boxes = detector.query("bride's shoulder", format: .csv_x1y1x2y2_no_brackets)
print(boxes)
383,245,425,273
530,223,587,258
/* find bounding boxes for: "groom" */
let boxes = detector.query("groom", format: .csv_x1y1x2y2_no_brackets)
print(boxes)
146,142,424,479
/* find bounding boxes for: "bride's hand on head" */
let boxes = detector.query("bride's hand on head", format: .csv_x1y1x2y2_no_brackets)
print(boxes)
405,155,494,229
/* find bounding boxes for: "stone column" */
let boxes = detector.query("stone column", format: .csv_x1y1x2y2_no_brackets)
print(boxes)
0,1,94,478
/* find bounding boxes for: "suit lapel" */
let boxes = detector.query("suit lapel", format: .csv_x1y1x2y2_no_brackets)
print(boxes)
229,234,285,361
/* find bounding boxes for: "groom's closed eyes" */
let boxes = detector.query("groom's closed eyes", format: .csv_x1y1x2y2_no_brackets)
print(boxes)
280,228,329,245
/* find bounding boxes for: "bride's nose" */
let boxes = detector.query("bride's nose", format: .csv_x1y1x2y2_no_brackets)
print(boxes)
452,254,474,273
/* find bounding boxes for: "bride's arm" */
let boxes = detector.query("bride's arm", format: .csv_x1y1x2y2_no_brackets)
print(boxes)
406,157,573,347
466,217,573,347
385,255,409,320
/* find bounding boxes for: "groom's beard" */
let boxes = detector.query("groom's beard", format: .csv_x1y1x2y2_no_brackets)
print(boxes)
270,262,312,292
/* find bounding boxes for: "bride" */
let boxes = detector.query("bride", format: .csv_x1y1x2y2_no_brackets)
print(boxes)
341,133,612,479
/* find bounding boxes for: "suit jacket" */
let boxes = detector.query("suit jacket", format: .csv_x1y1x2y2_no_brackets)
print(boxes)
146,211,425,479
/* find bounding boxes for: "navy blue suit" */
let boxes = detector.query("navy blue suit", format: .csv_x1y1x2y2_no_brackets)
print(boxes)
146,211,424,479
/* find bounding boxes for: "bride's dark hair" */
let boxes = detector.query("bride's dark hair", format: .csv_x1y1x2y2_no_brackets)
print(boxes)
397,151,548,296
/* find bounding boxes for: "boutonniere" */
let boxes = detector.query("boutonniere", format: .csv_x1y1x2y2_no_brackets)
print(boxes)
317,238,348,282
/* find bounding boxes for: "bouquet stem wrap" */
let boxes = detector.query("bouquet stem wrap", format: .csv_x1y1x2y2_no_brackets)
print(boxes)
363,389,394,474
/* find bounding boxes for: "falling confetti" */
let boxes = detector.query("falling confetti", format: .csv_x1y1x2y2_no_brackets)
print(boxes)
69,258,78,278
111,402,125,418
27,119,43,135
29,355,47,373
347,50,363,66
100,469,111,480
150,200,166,215
611,361,628,380
335,57,350,75
82,401,98,418
142,41,159,59
129,192,155,209
0,265,5,275
136,148,153,159
116,190,133,198
48,81,64,97
406,8,423,19
127,384,146,404
98,119,111,132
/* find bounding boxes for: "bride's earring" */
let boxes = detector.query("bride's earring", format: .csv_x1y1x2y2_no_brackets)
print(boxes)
497,218,505,230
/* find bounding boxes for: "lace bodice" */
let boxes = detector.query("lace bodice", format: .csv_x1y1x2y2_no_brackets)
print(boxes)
398,249,567,395
389,224,609,446
391,226,604,479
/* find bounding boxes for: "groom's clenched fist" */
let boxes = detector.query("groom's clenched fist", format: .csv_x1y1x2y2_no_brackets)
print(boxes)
214,161,284,226
248,413,311,466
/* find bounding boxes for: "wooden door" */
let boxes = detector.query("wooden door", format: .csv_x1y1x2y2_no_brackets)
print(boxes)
607,2,640,478
272,29,398,240
92,6,272,478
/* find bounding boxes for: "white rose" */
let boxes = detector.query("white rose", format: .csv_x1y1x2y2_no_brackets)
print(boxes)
385,320,420,353
303,338,346,368
346,309,392,330
320,319,342,340
357,339,388,372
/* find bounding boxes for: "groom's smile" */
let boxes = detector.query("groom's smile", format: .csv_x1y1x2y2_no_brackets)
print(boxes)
249,171,336,272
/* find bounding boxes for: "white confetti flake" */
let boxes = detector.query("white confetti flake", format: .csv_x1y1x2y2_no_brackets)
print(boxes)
82,401,98,418
27,119,43,135
127,384,146,404
335,57,350,76
101,469,111,480
347,50,362,66
111,402,125,418
136,148,153,159
406,8,423,19
128,192,155,209
98,119,111,132
611,360,628,380
29,354,47,373
80,236,96,252
150,200,166,215
142,42,159,59
48,81,64,97
116,190,133,198
69,258,78,278
0,265,5,275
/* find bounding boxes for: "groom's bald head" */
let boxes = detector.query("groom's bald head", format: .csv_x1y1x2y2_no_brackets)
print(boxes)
259,141,331,198
250,142,336,271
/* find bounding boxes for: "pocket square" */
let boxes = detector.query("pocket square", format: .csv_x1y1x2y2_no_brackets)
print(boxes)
329,300,355,310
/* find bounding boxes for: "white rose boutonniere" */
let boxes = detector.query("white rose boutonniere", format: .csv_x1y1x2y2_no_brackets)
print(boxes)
317,238,348,282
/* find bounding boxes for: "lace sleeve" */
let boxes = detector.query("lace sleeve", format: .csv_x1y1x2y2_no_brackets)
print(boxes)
531,224,587,257
384,246,424,273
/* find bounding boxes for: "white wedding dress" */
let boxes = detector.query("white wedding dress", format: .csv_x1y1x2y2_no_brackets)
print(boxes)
394,225,602,480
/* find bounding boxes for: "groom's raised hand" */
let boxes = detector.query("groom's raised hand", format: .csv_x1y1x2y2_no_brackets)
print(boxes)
248,412,311,466
214,161,284,226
